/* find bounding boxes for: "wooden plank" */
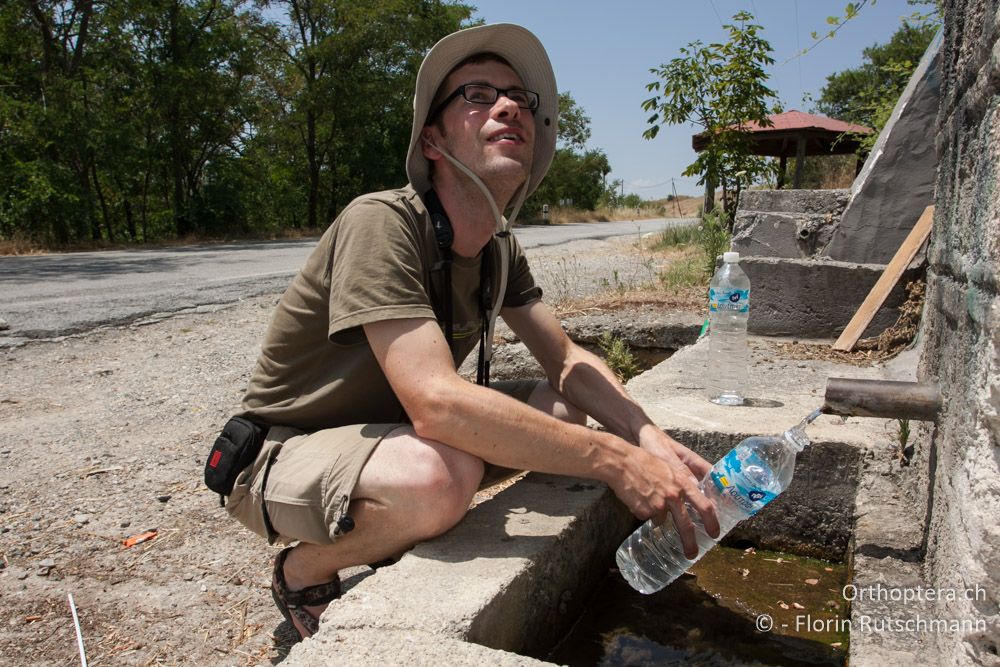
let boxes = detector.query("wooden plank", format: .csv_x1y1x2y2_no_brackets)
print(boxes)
832,205,935,351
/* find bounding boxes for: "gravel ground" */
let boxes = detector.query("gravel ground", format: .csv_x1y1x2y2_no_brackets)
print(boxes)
0,234,696,666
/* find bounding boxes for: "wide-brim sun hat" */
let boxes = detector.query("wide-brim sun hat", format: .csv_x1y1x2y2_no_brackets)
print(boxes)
406,23,558,200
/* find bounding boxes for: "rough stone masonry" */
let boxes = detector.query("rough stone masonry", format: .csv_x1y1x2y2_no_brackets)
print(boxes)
920,0,1000,663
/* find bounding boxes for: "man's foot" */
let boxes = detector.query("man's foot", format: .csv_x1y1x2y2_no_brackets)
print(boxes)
270,547,342,641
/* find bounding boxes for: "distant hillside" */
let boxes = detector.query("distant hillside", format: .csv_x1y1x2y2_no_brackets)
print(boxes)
650,195,701,218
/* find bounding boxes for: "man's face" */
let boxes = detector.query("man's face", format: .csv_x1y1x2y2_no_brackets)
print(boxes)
422,60,535,192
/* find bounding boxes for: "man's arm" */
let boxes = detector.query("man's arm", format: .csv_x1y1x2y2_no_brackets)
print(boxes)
363,316,719,557
501,299,718,512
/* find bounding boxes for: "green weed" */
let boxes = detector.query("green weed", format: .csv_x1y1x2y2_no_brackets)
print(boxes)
598,332,641,383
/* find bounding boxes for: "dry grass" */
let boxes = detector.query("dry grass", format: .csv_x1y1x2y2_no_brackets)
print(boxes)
0,227,324,256
768,280,925,366
553,285,707,319
0,234,48,256
532,196,701,226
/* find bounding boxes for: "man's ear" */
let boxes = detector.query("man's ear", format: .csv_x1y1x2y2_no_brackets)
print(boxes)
420,129,442,160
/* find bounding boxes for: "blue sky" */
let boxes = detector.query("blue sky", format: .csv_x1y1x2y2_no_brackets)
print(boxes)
467,0,930,199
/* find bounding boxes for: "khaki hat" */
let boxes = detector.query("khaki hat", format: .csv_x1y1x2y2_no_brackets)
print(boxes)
406,23,558,200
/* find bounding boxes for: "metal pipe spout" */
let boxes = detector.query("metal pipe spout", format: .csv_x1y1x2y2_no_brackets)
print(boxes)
822,378,941,422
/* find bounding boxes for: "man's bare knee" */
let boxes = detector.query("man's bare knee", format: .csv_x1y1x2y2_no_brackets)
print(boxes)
527,380,586,425
368,429,483,536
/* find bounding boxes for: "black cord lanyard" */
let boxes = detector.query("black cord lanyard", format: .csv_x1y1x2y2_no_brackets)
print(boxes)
425,189,493,387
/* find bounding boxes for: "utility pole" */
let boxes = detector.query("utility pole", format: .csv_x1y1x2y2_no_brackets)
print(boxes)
671,178,682,216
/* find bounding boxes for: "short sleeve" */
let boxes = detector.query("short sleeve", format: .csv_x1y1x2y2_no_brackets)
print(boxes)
502,232,543,307
326,199,436,339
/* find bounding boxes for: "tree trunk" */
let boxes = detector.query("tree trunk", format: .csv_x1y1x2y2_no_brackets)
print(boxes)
306,108,318,229
91,162,114,242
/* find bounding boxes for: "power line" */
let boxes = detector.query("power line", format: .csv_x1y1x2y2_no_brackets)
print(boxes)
794,0,803,106
628,177,700,190
707,0,724,27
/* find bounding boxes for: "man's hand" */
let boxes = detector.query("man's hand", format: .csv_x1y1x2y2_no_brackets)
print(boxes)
612,425,721,560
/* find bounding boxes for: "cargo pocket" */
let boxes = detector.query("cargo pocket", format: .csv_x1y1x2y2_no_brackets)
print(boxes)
261,423,392,545
225,427,295,541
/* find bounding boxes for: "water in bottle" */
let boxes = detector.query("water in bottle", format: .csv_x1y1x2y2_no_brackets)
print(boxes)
708,251,751,405
615,409,822,594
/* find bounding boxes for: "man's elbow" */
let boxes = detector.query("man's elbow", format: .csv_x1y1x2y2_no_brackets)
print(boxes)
405,379,458,441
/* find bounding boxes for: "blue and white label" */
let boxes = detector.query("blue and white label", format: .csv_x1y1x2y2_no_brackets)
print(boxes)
710,448,776,516
709,288,750,313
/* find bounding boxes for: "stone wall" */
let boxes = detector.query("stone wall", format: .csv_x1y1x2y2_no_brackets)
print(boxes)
919,0,1000,663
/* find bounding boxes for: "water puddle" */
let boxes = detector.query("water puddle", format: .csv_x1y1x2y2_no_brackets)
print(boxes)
543,546,850,666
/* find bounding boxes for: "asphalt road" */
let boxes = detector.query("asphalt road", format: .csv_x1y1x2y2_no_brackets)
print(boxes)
0,217,694,344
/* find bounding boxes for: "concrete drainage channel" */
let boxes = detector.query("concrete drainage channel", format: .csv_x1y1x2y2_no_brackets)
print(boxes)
285,328,932,666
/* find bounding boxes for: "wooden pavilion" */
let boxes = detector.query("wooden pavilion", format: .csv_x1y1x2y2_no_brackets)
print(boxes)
692,110,873,189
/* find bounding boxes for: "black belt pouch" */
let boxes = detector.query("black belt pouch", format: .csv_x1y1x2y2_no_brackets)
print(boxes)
204,416,266,500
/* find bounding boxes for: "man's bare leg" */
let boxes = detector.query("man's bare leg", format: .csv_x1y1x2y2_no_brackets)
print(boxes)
277,380,585,636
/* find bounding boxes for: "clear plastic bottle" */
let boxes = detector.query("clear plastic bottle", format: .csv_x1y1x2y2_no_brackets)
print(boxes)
708,251,751,405
615,409,821,594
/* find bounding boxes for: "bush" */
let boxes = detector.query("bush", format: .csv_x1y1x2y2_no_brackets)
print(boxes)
698,209,732,277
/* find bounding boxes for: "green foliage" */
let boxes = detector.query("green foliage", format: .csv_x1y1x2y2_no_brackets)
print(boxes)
657,253,705,290
0,0,472,246
556,91,591,149
650,224,700,250
642,11,777,218
815,21,937,154
698,209,732,278
524,92,613,215
597,332,641,383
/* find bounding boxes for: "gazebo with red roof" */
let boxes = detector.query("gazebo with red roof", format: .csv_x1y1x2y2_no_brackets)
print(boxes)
692,110,873,189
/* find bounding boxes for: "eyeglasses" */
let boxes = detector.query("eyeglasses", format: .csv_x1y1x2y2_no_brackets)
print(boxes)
428,84,539,122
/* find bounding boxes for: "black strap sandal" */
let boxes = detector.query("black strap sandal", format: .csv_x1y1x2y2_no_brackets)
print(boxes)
270,547,342,640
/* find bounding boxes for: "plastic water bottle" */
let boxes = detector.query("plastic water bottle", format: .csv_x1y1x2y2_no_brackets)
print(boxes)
708,251,751,405
615,409,821,594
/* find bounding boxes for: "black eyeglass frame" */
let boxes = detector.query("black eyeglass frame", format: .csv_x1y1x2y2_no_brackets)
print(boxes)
427,84,540,123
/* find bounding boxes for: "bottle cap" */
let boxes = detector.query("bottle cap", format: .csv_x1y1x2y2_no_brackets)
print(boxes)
723,251,740,263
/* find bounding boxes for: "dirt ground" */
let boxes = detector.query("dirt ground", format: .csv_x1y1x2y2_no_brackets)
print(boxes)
0,234,706,666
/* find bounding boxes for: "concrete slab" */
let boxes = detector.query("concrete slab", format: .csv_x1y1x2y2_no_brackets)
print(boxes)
285,474,633,665
740,255,923,338
733,190,850,259
288,628,553,666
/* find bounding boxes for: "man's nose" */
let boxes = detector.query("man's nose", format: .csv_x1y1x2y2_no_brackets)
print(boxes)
491,94,521,118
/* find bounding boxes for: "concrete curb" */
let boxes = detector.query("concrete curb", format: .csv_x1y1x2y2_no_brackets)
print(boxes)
286,474,633,665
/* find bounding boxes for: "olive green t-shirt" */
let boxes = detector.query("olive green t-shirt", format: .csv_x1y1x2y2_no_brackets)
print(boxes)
240,186,541,431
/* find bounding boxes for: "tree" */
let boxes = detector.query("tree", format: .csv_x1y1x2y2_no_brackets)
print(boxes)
642,11,777,218
815,21,936,153
524,92,613,215
0,0,474,245
259,0,471,228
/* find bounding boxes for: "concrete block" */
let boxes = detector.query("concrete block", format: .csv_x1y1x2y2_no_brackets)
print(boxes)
288,628,554,666
286,473,632,664
739,189,850,214
824,31,942,265
852,421,933,563
732,211,839,259
670,428,860,559
739,256,923,338
561,310,702,349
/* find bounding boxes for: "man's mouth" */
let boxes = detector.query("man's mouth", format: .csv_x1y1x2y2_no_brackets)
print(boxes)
487,130,523,143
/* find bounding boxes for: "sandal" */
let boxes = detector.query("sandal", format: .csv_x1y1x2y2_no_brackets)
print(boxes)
271,547,342,640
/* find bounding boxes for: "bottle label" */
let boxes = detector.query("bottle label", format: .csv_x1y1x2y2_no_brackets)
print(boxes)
710,448,776,516
709,288,750,313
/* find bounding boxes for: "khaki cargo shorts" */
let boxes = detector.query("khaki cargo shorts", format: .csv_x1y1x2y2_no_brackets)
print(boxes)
225,379,540,546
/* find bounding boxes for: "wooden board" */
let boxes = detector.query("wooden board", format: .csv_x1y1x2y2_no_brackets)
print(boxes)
832,205,935,351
